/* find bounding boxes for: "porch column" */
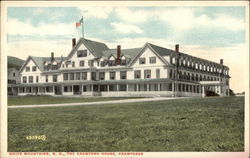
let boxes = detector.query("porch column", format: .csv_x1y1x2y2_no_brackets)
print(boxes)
107,84,109,92
117,84,119,91
147,84,149,91
158,83,160,91
98,84,100,92
202,85,205,97
137,84,139,92
126,84,129,91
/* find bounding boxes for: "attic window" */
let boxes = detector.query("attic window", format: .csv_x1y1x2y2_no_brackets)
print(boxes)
32,66,36,72
139,58,146,64
26,67,30,72
77,50,87,57
150,57,156,64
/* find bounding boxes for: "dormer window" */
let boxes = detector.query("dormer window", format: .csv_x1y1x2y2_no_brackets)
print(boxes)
108,56,116,66
121,56,126,65
77,50,87,57
52,65,58,70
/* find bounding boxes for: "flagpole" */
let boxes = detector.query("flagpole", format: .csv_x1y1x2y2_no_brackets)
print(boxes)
82,16,84,38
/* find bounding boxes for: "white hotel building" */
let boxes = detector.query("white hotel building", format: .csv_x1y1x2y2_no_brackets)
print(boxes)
17,38,230,97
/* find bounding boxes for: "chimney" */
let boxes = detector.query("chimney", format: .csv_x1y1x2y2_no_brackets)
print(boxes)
51,52,54,62
220,59,223,65
116,45,121,65
72,38,76,48
175,44,179,53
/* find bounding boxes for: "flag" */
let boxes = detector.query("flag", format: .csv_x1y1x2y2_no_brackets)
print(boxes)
76,22,81,27
76,17,83,28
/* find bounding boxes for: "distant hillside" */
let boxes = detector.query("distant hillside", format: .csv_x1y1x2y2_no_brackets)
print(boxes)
8,56,25,69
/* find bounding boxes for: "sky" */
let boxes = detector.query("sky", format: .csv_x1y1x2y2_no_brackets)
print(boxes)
6,6,247,93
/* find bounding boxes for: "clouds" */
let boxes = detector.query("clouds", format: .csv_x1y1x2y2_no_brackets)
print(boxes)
78,7,113,19
7,18,76,39
114,7,245,32
111,22,143,34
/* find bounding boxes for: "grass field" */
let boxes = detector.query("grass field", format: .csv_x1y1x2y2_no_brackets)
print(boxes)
8,96,244,152
8,96,141,106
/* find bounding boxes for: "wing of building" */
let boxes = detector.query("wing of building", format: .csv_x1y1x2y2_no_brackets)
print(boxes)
15,38,230,97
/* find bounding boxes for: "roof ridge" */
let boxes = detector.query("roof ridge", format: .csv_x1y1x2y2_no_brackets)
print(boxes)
81,38,108,45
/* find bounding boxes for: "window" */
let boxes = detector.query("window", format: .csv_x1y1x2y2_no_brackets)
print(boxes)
144,70,151,79
26,87,31,93
83,86,87,92
29,76,33,83
120,71,127,79
77,50,87,57
134,70,141,79
156,69,160,78
76,72,80,80
80,61,85,67
121,59,126,65
19,87,25,93
53,75,57,82
139,58,146,64
88,60,94,67
36,76,39,83
99,72,105,80
72,61,75,67
32,66,37,71
82,72,87,80
70,73,74,80
64,86,68,92
63,73,68,81
46,86,53,92
119,84,127,91
110,71,116,80
101,61,106,67
46,75,48,82
23,76,27,83
108,60,116,66
13,72,15,77
64,86,72,92
26,67,30,72
52,65,58,70
169,69,173,78
150,57,156,64
91,72,96,80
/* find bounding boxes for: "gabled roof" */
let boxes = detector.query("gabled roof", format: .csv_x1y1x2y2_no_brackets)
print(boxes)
147,43,175,56
128,43,170,67
67,38,109,59
19,56,65,73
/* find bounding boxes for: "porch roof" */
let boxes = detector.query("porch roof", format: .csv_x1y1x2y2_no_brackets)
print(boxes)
16,78,174,87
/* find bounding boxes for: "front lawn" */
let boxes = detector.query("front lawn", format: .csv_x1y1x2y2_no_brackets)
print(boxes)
8,96,244,151
8,95,141,105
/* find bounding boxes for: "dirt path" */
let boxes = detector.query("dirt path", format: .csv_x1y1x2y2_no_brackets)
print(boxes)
8,97,187,109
